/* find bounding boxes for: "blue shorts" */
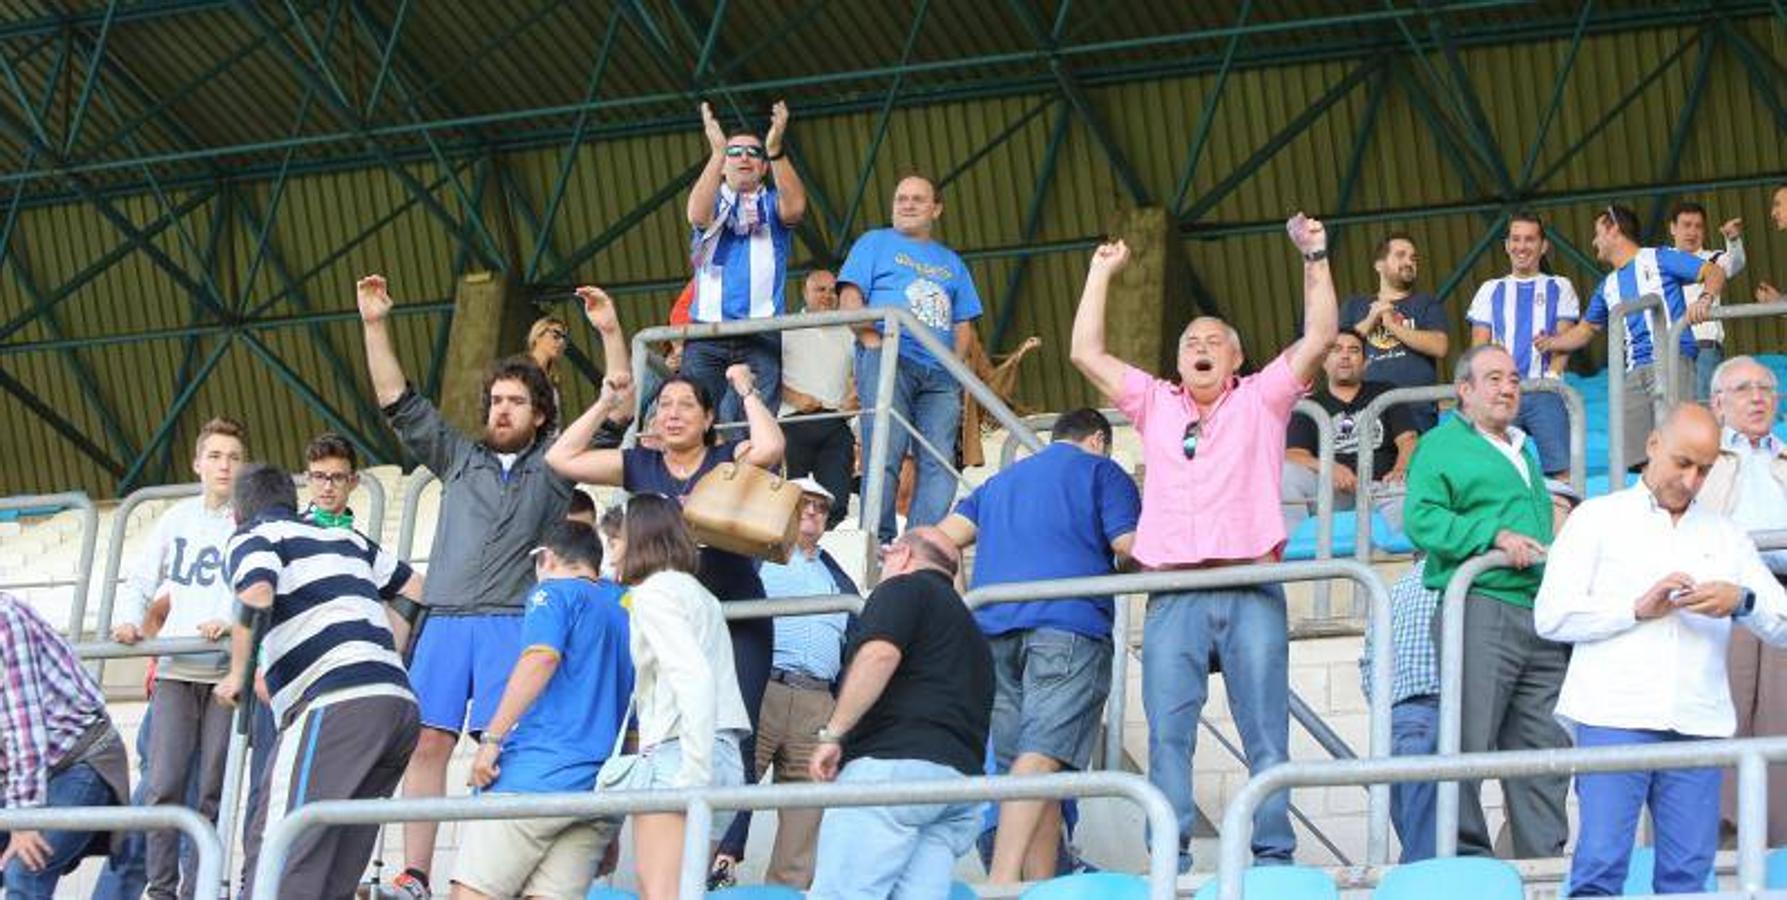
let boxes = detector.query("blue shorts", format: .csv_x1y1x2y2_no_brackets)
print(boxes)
1515,389,1570,477
408,613,523,735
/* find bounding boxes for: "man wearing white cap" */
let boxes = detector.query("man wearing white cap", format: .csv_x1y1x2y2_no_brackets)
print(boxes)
714,477,859,888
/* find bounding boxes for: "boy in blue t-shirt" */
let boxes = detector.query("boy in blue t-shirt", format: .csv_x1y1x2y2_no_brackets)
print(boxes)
838,173,985,541
450,520,633,900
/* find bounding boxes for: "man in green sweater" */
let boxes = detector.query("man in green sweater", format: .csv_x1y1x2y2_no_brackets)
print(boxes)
1404,343,1569,859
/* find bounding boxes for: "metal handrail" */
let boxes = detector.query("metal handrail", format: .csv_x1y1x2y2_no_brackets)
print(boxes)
1217,737,1787,900
1354,380,1585,576
996,402,1342,616
0,491,97,638
1435,530,1787,856
1607,293,1667,478
396,467,436,563
1662,300,1787,405
963,559,1397,865
0,805,224,899
254,772,1180,900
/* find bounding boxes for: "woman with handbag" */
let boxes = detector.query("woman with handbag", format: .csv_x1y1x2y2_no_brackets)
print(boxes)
547,357,786,884
606,494,753,900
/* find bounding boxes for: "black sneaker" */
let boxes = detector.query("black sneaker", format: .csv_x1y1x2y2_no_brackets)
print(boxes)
706,857,737,891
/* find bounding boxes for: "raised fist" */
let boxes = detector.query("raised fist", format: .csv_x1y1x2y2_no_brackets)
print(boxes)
356,275,392,324
576,285,620,335
1287,213,1327,256
1088,240,1130,277
766,101,791,156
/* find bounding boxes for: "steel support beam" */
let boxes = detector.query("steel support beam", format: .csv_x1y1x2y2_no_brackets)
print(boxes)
990,102,1071,353
0,363,126,478
1721,20,1787,137
537,159,707,286
1643,29,1718,238
1172,0,1252,215
525,11,622,282
1530,25,1707,189
839,0,932,239
1516,0,1595,188
119,336,235,492
1328,64,1390,260
61,0,118,155
236,330,390,465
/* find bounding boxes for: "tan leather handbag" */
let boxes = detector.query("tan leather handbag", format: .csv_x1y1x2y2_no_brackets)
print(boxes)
682,461,801,563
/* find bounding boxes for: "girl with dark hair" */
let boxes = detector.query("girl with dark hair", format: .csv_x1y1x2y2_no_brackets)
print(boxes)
608,494,751,900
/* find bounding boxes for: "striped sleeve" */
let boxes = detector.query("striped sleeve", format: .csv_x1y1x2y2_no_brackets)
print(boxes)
366,539,412,598
228,529,281,593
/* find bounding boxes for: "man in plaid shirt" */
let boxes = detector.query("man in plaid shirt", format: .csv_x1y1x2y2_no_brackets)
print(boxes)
1,592,131,897
1361,477,1580,863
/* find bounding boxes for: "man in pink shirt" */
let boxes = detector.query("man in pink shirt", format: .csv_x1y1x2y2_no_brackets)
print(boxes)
1069,214,1337,871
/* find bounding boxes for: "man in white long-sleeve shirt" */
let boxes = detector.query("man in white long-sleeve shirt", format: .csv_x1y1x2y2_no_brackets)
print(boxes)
1536,404,1787,896
1666,202,1746,401
109,417,246,900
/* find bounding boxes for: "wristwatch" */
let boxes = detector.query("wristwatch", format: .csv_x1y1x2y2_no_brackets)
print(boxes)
1302,249,1328,263
815,726,846,745
1734,588,1757,619
479,731,506,748
767,148,787,161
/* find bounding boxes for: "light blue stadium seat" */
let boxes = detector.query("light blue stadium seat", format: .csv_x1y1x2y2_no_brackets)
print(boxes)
949,881,980,899
586,886,638,900
1374,856,1523,900
1555,845,1717,895
709,887,805,899
1370,510,1415,554
1283,514,1354,560
1023,871,1150,899
1191,865,1337,899
1766,845,1787,888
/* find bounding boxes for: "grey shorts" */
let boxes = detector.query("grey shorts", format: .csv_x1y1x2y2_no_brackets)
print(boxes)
988,628,1113,772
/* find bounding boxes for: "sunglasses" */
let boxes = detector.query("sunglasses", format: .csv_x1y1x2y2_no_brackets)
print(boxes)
724,145,767,160
1181,420,1203,461
545,328,568,341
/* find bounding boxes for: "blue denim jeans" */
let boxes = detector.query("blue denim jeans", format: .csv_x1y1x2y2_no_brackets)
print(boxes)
2,761,119,899
680,333,784,425
1390,695,1439,863
1568,725,1720,897
809,758,983,899
854,347,962,542
1514,389,1571,477
1141,586,1293,870
1694,340,1724,403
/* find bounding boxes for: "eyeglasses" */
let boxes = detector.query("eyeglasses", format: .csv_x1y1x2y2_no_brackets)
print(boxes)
799,499,830,517
1181,420,1203,461
545,328,568,341
306,471,353,486
724,145,766,160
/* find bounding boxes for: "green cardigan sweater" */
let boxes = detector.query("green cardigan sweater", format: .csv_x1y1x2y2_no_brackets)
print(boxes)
1404,414,1554,608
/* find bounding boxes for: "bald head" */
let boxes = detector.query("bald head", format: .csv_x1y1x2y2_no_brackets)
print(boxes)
1643,403,1722,515
899,526,960,577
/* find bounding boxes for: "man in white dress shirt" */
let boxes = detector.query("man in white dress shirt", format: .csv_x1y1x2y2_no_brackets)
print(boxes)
1536,404,1787,895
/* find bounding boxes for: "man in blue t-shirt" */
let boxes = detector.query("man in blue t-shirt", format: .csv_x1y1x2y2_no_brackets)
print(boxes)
839,172,985,541
938,408,1140,885
684,100,809,424
1536,203,1728,469
451,521,632,900
1338,232,1450,433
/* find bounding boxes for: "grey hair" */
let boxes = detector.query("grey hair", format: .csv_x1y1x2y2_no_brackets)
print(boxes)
1453,343,1514,387
1180,316,1243,353
1710,355,1777,395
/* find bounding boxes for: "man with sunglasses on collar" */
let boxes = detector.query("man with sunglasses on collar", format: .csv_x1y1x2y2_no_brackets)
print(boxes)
685,100,809,424
1068,213,1337,872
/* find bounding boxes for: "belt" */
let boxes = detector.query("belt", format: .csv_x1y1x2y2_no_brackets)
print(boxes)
1696,339,1722,347
769,667,834,692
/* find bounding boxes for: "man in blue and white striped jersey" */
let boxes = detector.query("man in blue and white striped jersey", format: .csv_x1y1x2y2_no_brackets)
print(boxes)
1666,201,1747,401
1536,203,1727,470
684,99,810,424
1466,211,1581,478
218,464,426,900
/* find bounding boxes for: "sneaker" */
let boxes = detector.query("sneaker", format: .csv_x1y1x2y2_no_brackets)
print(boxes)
706,857,737,891
388,868,430,900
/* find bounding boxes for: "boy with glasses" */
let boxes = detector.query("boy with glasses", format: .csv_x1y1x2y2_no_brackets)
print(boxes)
302,432,361,530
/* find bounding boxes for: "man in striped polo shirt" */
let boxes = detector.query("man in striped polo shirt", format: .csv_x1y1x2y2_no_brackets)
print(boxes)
684,100,809,424
1465,212,1581,478
1537,204,1727,469
219,464,426,900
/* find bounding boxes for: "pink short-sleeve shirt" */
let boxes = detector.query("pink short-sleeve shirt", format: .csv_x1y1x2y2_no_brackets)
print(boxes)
1114,353,1310,568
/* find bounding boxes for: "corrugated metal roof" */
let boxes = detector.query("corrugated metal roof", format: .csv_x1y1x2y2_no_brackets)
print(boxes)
0,3,1784,498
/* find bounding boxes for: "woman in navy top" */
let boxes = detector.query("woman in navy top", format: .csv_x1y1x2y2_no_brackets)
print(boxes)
548,363,785,876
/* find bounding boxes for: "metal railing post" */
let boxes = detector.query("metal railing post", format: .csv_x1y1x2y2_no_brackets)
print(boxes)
1520,379,1588,497
0,805,223,897
255,771,1177,900
396,469,437,563
1434,549,1528,857
1352,385,1454,577
681,797,716,898
93,483,205,680
1738,751,1767,893
1662,300,1787,405
1218,736,1787,900
861,317,901,581
964,559,1395,865
358,469,388,543
0,492,97,637
1607,294,1666,479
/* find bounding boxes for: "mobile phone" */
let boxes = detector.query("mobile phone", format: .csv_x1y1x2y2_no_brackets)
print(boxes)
1668,588,1693,603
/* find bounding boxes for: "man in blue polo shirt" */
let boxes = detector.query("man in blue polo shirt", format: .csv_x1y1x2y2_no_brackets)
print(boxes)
840,172,985,541
939,408,1140,885
1536,203,1726,469
684,100,809,423
453,520,632,900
